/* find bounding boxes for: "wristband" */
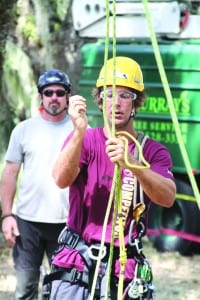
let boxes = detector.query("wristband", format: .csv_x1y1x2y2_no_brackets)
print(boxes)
1,213,15,221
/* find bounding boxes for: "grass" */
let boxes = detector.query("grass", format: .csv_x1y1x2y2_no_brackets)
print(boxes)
0,235,200,300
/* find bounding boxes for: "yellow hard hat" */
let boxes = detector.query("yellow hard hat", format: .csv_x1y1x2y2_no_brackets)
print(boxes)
96,56,144,91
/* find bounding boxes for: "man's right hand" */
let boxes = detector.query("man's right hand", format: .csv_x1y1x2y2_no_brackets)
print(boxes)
2,216,20,246
68,95,88,132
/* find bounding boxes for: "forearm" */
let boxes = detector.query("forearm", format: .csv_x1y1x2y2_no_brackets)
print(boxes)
132,167,176,207
53,129,85,188
1,165,20,244
1,172,17,215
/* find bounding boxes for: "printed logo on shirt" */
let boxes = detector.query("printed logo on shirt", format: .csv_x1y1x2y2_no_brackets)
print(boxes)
114,169,135,238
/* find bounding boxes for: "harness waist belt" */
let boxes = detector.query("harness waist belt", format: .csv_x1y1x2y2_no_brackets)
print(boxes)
58,226,143,260
43,268,89,286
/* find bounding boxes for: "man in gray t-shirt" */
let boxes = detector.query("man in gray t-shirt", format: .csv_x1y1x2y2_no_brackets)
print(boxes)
0,69,73,299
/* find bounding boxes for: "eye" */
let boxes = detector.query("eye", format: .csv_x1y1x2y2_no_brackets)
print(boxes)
100,90,113,99
120,92,131,99
106,91,113,98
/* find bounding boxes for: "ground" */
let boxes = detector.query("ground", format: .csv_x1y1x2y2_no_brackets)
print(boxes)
0,236,200,300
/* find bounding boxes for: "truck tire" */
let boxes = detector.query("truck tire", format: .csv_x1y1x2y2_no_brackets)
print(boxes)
147,178,200,255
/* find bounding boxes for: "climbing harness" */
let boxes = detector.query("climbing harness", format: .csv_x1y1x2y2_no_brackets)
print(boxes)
41,131,154,299
42,223,151,299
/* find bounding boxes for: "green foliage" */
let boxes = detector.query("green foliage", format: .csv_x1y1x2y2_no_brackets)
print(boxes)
0,0,73,161
55,0,71,21
21,14,39,43
0,40,38,159
3,40,38,119
0,0,17,75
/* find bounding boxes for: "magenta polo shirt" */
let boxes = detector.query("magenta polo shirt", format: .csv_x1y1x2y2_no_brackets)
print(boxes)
53,127,174,280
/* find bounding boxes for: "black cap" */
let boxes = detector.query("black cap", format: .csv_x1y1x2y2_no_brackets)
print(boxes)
37,69,71,93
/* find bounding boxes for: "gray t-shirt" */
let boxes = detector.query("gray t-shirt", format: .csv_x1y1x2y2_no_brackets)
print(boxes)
5,114,73,223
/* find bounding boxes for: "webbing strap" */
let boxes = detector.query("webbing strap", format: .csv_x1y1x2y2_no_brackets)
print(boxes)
43,269,89,286
133,132,149,208
133,132,147,160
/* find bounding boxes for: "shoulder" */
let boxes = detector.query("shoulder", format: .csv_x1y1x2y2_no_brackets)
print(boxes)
132,133,172,163
11,116,37,133
143,137,174,174
141,135,173,166
84,127,105,141
15,116,41,127
81,128,105,152
144,137,170,155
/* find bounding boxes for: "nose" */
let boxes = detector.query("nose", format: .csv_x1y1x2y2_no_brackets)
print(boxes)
114,93,122,105
51,92,59,100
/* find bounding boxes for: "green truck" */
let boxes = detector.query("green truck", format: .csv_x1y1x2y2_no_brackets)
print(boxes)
72,0,200,255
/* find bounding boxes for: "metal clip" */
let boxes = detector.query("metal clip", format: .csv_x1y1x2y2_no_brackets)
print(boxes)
128,280,141,299
128,219,144,254
128,260,153,299
88,244,107,260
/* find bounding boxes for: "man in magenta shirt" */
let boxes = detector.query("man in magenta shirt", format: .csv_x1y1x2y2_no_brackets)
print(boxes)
50,57,176,299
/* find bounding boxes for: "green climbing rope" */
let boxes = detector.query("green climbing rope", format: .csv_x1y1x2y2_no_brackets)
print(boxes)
142,0,200,207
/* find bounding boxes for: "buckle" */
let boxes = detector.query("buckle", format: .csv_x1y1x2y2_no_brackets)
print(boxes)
66,231,80,248
88,244,107,260
70,268,82,283
58,227,80,248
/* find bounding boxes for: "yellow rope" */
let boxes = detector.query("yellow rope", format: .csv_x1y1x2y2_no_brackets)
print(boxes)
103,1,127,298
89,178,116,300
89,0,112,297
176,193,196,202
105,164,122,300
91,1,151,299
102,0,111,137
142,0,200,206
117,175,127,299
117,131,150,169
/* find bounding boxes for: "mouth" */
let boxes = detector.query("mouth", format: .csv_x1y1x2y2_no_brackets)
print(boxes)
50,102,59,107
113,111,123,119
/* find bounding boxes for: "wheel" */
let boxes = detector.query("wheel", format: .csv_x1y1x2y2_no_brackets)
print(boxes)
147,178,200,255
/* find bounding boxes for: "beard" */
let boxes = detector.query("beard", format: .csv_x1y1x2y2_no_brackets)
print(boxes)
44,102,65,116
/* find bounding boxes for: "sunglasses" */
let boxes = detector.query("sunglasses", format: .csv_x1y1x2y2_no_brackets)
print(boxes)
42,89,67,97
100,90,137,101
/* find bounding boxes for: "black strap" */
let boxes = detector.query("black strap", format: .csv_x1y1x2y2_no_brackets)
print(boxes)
43,268,89,286
132,131,148,206
133,131,146,160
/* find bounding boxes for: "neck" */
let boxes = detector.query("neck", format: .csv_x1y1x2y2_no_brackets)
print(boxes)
103,121,137,139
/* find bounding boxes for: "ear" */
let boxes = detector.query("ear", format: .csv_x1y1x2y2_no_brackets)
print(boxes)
38,92,43,100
